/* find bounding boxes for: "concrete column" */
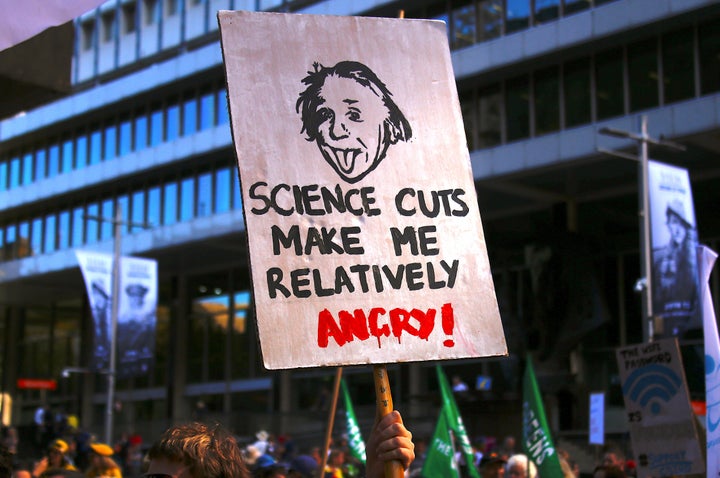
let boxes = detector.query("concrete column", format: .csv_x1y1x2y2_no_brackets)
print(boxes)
170,275,188,421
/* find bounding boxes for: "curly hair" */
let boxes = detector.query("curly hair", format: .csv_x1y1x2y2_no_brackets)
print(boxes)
147,422,249,478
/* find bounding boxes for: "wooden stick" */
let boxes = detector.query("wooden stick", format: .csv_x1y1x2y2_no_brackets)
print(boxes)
319,367,343,478
373,364,404,478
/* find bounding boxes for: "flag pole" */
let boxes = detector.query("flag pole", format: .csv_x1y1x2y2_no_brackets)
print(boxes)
319,367,343,478
373,364,404,478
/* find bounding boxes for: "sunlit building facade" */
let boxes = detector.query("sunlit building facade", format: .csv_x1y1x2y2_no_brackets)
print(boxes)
1,0,719,461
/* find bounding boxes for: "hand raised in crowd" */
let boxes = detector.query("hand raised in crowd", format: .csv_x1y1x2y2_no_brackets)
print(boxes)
365,410,415,478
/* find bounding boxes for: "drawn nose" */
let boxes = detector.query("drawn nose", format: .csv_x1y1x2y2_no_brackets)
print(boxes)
329,118,349,140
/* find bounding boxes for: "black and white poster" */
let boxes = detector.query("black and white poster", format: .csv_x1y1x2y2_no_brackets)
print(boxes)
76,250,113,371
648,160,700,338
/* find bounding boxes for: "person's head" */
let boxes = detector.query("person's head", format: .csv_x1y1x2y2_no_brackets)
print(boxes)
479,452,506,478
47,440,69,467
665,200,692,244
146,422,249,478
89,443,116,470
601,445,625,469
287,455,317,478
297,60,412,184
126,283,148,309
327,448,345,467
506,454,537,478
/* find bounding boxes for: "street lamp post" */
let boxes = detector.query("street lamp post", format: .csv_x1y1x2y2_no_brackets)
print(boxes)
598,115,686,343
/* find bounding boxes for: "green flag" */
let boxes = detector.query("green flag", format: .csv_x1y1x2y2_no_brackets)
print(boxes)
341,378,366,464
522,355,564,477
421,365,480,478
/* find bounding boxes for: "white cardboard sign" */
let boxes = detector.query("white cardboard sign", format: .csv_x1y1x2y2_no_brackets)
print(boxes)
218,11,507,369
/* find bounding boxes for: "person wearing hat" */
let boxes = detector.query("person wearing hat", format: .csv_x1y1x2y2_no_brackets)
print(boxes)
117,281,155,376
287,455,318,478
31,440,77,478
84,443,121,478
478,452,506,478
651,197,700,336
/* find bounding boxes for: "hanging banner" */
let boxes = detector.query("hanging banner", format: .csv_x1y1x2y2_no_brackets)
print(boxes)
589,392,605,446
218,11,506,369
76,251,158,377
117,255,158,378
615,338,704,477
648,160,700,338
76,250,113,371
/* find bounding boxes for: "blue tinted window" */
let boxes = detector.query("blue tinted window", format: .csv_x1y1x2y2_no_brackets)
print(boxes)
104,125,117,160
35,149,46,181
163,182,178,225
131,190,145,232
148,186,161,227
183,97,197,135
167,104,180,140
86,203,99,244
217,90,229,124
76,135,88,169
534,0,559,24
22,153,33,185
5,224,16,258
120,119,133,156
118,195,129,234
90,129,102,164
232,167,242,210
31,218,42,255
0,161,7,191
45,214,57,253
197,172,212,216
72,207,85,246
150,109,163,146
506,0,530,33
215,168,230,213
62,139,74,173
200,92,215,129
59,211,70,250
101,199,114,239
9,156,20,189
135,116,148,150
180,177,195,221
48,144,60,178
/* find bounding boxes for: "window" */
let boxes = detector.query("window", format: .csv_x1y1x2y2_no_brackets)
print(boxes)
81,20,95,51
477,0,502,42
564,58,591,127
662,29,694,104
452,4,476,50
477,84,501,147
61,139,74,173
22,152,33,185
9,156,20,189
150,107,164,146
534,66,560,135
180,177,195,221
148,186,161,227
35,149,46,181
131,191,146,232
44,214,57,253
86,203,99,244
534,0,559,24
0,161,6,191
163,182,178,225
120,118,133,156
144,0,158,25
104,124,117,161
699,18,720,95
217,90,229,124
197,172,212,217
122,3,136,33
101,11,115,43
628,39,659,112
564,0,591,15
101,199,114,240
506,0,530,34
72,207,85,246
215,168,231,214
48,144,60,178
135,115,148,150
166,0,179,16
4,225,16,260
460,91,476,151
31,218,43,256
595,48,624,120
118,195,129,233
200,91,215,129
183,96,198,136
506,75,530,141
167,102,180,140
90,129,102,165
58,211,70,250
76,134,88,169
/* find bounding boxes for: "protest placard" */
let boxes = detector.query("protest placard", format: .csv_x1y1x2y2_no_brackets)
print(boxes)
219,11,506,369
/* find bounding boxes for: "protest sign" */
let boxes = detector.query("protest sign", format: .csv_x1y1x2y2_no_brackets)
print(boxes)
218,11,506,369
616,338,704,477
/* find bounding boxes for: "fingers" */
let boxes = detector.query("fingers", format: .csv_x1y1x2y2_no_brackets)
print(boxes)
373,411,415,469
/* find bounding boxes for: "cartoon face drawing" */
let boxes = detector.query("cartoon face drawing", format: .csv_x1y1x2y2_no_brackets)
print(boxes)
297,61,412,183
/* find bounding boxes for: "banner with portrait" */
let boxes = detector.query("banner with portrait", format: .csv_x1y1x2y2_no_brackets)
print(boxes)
116,255,158,378
76,251,158,377
218,11,507,369
648,160,700,338
75,250,114,371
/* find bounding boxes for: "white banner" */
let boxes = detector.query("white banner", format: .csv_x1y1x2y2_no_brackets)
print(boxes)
75,250,113,371
648,160,700,338
589,392,605,445
699,245,719,477
117,255,158,378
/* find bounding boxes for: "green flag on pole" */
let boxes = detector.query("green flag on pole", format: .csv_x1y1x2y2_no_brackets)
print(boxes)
421,365,480,478
341,378,366,464
522,355,564,477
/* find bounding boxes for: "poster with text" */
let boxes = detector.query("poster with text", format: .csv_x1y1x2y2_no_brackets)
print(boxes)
218,11,507,369
76,250,113,371
616,338,703,477
648,160,700,337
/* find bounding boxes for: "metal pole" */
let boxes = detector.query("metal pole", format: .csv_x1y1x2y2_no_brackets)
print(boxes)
105,206,121,445
638,115,653,343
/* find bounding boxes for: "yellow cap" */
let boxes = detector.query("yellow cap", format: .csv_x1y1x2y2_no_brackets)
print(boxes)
49,439,69,454
90,443,114,456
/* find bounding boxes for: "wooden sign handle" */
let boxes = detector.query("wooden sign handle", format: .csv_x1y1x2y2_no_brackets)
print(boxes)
373,364,404,478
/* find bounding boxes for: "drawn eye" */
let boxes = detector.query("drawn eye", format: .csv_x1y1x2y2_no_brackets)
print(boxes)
346,108,362,122
317,108,333,123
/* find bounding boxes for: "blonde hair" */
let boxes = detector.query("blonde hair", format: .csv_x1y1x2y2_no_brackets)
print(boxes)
506,454,538,478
